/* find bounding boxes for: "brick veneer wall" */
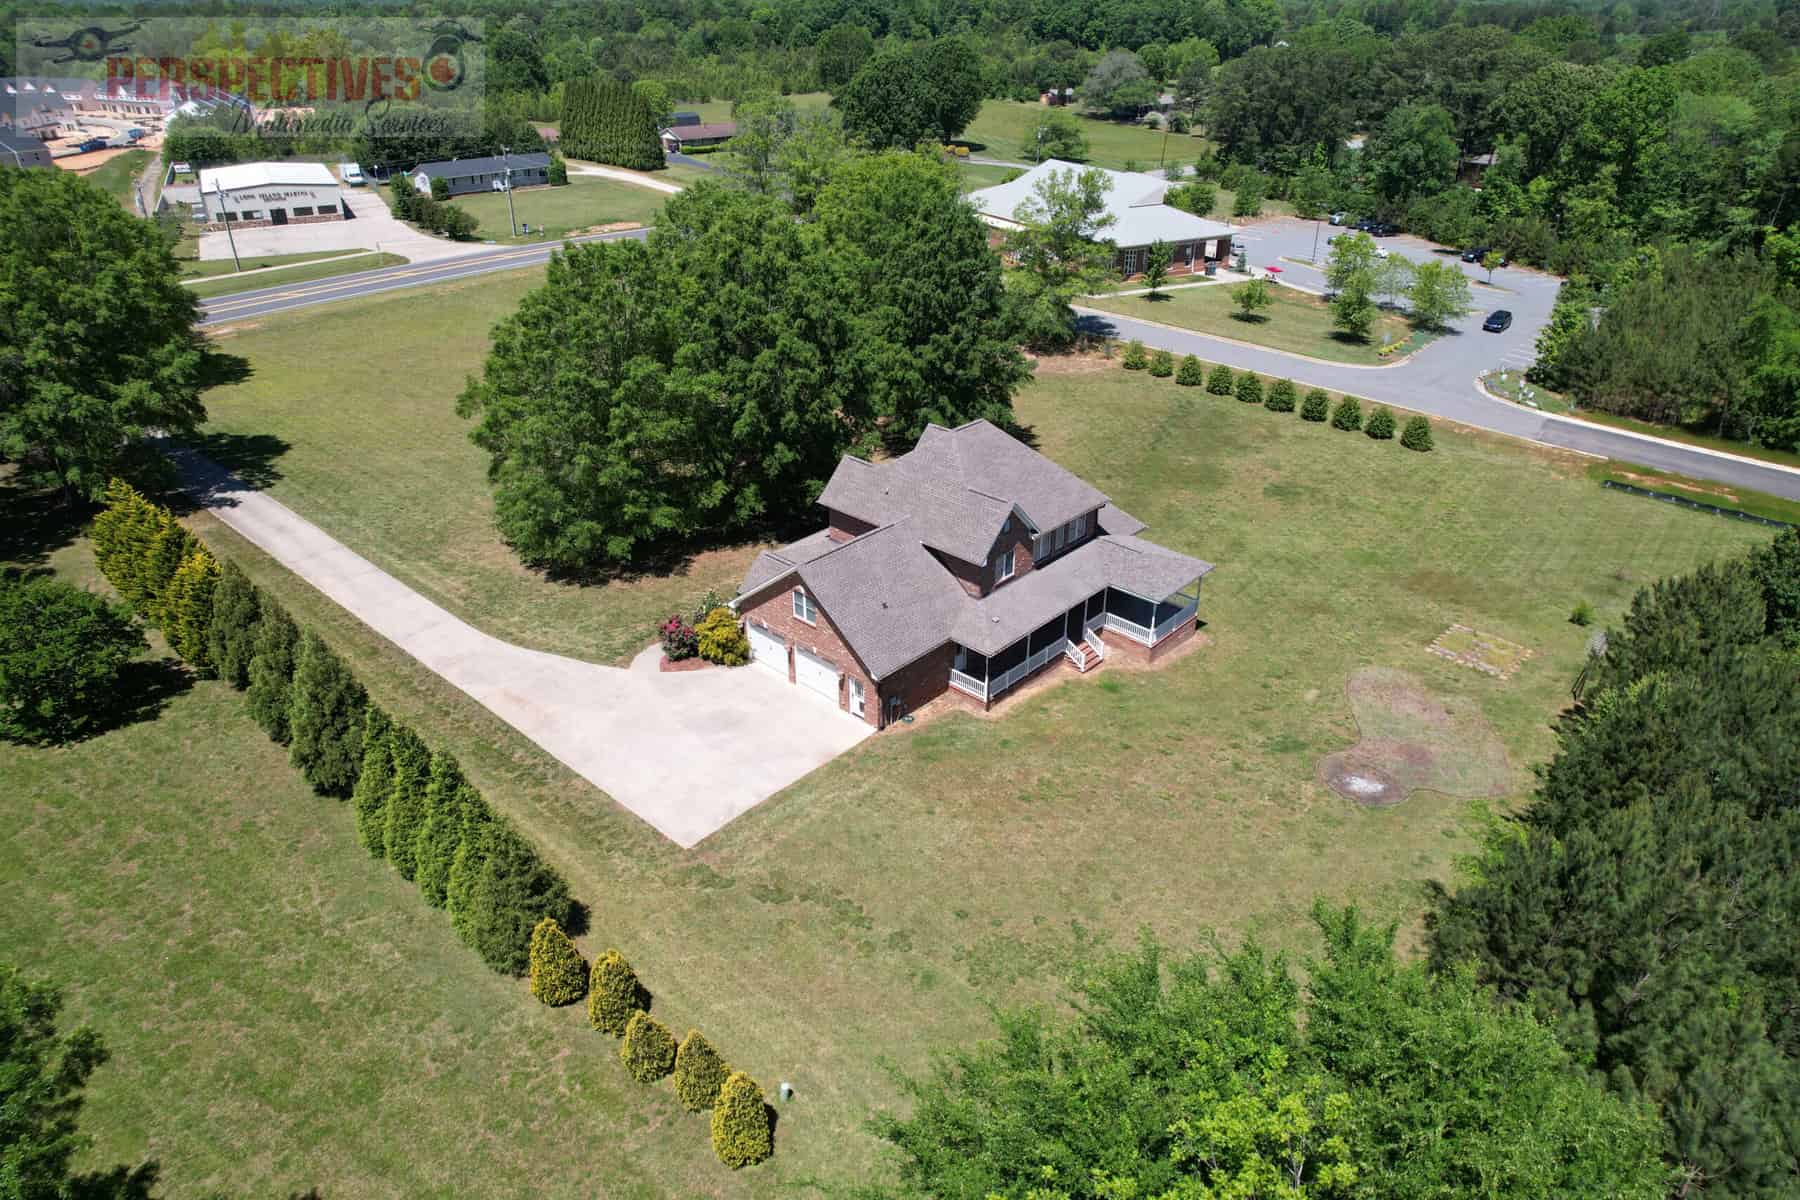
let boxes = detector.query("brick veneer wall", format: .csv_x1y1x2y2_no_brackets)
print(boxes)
877,643,956,723
739,577,879,724
204,211,345,231
984,523,1038,593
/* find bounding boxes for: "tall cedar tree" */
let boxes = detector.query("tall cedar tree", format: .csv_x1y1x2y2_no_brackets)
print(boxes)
0,168,206,502
558,77,662,170
161,548,219,673
446,788,495,937
456,818,574,975
205,560,261,688
350,706,395,856
88,480,161,607
413,749,471,907
383,725,431,878
142,512,198,628
286,631,366,796
244,599,300,744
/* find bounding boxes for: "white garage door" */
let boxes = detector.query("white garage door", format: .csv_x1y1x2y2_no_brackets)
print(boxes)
748,624,787,674
794,648,841,703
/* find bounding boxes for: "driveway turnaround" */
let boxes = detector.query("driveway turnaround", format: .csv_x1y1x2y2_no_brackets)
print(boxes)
199,189,473,264
1078,216,1800,502
170,448,872,848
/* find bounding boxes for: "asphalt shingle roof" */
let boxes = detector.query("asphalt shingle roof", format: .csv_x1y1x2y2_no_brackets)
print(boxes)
413,152,551,178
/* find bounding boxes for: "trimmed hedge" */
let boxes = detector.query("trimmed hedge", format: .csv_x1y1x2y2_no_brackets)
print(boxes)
529,917,589,1006
1176,355,1205,386
1265,379,1297,412
588,949,644,1035
1121,340,1148,370
1401,415,1435,451
675,1030,731,1112
1235,373,1263,405
1148,348,1174,377
621,1011,678,1081
1300,388,1331,422
1330,395,1363,431
1366,406,1396,439
712,1071,774,1168
1206,364,1234,394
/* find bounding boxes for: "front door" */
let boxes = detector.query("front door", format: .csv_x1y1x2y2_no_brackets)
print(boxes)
270,208,288,225
848,676,865,720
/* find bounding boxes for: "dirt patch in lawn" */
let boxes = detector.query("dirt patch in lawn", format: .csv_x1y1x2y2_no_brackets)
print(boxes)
1030,351,1119,376
1319,666,1512,807
1614,469,1741,503
1427,623,1533,679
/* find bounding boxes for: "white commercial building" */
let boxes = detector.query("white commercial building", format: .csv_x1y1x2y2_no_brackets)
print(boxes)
197,161,346,230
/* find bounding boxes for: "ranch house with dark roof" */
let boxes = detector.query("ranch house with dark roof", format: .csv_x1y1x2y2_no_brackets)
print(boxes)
732,419,1213,728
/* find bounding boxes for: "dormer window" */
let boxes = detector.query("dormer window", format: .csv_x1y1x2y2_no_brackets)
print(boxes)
793,587,817,624
995,548,1016,582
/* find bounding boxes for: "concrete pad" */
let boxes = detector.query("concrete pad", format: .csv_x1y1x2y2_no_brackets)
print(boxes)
198,191,475,264
170,448,872,847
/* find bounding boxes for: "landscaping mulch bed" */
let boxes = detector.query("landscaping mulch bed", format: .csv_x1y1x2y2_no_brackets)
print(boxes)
659,654,712,673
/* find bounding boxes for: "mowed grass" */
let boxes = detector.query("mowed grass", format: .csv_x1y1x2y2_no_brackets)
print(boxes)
186,252,408,298
955,159,1022,191
76,148,152,208
168,272,1775,1193
676,91,831,125
0,534,746,1200
1083,281,1416,364
180,247,363,278
451,177,669,242
962,99,1205,169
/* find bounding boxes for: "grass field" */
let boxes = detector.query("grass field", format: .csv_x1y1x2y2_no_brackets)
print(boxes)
78,148,152,209
452,177,669,242
676,92,831,125
1588,459,1800,526
961,100,1204,171
1084,281,1417,364
186,252,408,298
955,160,1022,191
181,247,362,278
69,272,1778,1195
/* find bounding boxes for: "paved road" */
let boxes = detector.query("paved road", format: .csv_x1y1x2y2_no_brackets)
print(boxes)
1078,217,1800,502
197,227,649,326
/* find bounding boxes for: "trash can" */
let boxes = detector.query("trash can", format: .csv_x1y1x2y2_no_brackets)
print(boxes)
1204,262,1217,277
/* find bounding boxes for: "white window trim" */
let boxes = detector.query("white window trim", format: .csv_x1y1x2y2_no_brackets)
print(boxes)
792,586,817,625
995,548,1016,582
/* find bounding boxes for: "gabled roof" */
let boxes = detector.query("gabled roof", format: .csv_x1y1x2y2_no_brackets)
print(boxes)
967,158,1241,249
662,122,737,140
413,151,551,178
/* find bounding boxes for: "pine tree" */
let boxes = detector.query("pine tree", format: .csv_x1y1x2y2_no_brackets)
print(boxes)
1330,394,1363,431
447,791,495,938
413,749,471,907
383,724,431,877
206,559,261,688
1121,340,1148,370
1235,373,1263,405
456,818,574,975
587,950,644,1035
1148,348,1175,377
621,1011,677,1081
351,706,395,857
674,1030,730,1112
1301,388,1332,422
1366,406,1397,439
162,548,220,672
1176,355,1205,386
287,631,367,796
1400,415,1434,451
528,917,589,1006
1206,363,1234,394
560,77,662,171
711,1071,773,1167
1265,379,1298,412
245,600,301,744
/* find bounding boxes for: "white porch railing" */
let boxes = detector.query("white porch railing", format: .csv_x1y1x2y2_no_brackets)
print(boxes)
1098,598,1197,647
1151,597,1199,642
951,638,1069,702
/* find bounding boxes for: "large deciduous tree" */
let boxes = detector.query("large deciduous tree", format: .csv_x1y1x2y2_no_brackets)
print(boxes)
836,47,937,149
1366,103,1461,203
0,575,145,745
1079,49,1157,120
0,168,206,503
1003,165,1117,349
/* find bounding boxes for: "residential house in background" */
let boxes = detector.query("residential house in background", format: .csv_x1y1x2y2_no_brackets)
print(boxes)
0,130,52,168
660,121,736,153
411,151,551,197
733,419,1212,729
969,158,1240,279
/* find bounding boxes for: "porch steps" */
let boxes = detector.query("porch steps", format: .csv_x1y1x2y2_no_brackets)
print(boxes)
1068,638,1102,673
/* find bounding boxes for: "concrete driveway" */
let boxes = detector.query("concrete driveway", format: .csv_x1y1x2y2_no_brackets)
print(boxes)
199,189,474,264
169,448,872,848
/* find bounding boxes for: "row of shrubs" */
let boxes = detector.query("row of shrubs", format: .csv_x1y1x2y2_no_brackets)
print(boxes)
529,919,773,1167
1121,342,1435,451
388,176,479,240
89,481,575,976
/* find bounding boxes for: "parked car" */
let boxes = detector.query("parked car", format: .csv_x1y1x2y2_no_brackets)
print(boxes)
1482,310,1514,332
76,137,108,152
1329,211,1350,225
339,162,366,186
1365,222,1400,237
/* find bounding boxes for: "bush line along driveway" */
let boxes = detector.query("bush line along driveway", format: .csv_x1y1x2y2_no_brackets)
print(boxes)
169,446,872,847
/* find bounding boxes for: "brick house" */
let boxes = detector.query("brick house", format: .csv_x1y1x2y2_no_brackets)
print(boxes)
968,158,1241,279
732,420,1212,730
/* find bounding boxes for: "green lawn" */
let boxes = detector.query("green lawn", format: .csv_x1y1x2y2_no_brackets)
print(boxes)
675,92,831,125
1588,459,1800,526
1084,281,1418,364
186,253,408,299
451,177,669,242
79,148,152,209
961,100,1205,170
181,247,363,278
123,272,1778,1195
955,160,1022,191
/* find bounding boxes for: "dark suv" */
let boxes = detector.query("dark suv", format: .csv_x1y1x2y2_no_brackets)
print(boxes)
1482,310,1513,332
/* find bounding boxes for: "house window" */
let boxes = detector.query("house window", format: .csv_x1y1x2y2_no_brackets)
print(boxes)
995,548,1016,582
1053,525,1066,552
792,587,817,624
1071,513,1086,540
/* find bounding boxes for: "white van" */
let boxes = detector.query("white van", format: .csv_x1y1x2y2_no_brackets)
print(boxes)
339,162,365,186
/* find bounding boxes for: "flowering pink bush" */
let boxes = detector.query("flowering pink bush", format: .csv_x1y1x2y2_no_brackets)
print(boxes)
659,615,698,661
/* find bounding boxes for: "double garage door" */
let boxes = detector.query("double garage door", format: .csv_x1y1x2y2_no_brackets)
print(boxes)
746,625,842,704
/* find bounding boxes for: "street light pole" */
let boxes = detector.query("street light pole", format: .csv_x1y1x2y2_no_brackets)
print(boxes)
502,144,517,238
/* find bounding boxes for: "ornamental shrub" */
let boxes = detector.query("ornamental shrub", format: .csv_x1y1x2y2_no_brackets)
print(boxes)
245,599,300,744
1300,388,1331,421
456,817,574,975
0,575,145,745
1148,349,1174,377
1366,405,1396,439
547,155,569,185
1330,395,1363,431
1235,373,1263,405
414,749,473,906
621,1011,678,1081
1206,364,1234,394
659,615,698,661
712,1071,774,1168
528,917,589,1006
1401,415,1435,451
696,607,750,666
162,548,220,673
1121,340,1148,370
352,706,394,856
429,175,449,201
206,560,261,688
287,630,367,797
674,1030,730,1112
1570,600,1595,627
384,725,431,878
588,950,646,1035
1265,379,1297,412
1176,355,1205,386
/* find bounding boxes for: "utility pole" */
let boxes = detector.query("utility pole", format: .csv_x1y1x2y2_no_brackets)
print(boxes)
502,144,517,238
214,177,241,272
1311,218,1321,265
